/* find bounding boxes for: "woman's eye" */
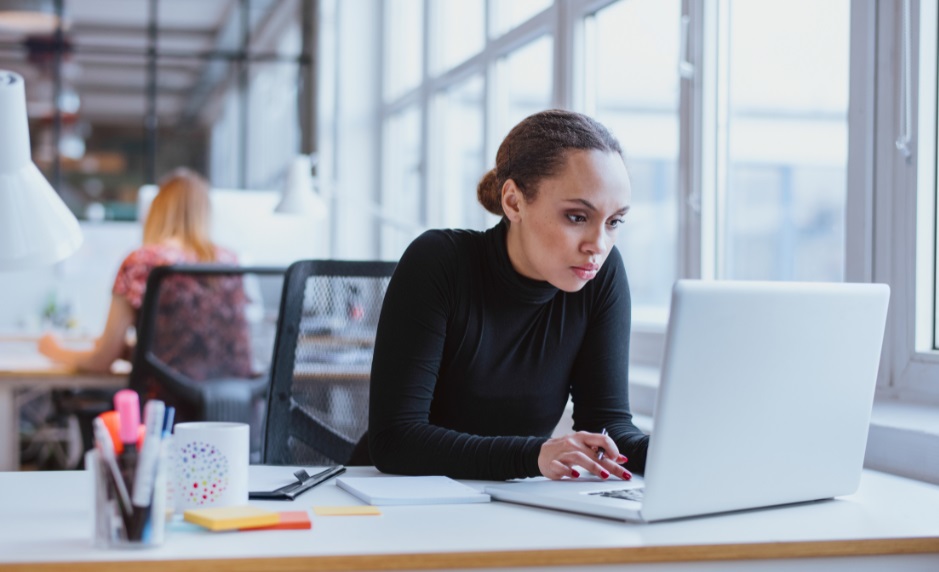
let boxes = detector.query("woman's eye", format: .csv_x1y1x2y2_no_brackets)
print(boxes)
608,218,625,229
566,214,587,224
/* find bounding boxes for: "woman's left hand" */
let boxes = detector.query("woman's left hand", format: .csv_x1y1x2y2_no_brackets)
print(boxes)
538,431,632,481
37,332,64,361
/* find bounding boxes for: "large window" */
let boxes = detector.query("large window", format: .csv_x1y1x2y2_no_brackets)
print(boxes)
320,0,939,408
723,0,849,282
327,0,852,321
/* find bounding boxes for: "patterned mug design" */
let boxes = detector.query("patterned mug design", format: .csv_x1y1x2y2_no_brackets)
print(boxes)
177,440,230,505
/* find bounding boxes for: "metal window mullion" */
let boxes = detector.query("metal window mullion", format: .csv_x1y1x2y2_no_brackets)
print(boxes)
678,0,699,281
567,0,619,19
554,0,571,110
420,0,434,230
374,0,387,258
844,0,878,287
691,0,724,281
912,0,938,352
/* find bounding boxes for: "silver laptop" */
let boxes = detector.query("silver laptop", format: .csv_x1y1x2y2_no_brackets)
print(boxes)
485,280,890,522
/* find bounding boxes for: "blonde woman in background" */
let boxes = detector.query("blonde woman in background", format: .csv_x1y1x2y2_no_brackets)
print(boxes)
38,168,239,373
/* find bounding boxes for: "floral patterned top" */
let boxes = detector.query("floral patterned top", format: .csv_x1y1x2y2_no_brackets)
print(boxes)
112,243,238,310
112,243,254,419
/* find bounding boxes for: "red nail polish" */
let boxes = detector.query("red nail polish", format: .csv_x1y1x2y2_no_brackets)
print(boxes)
571,470,580,478
600,470,610,479
622,471,632,480
618,455,628,463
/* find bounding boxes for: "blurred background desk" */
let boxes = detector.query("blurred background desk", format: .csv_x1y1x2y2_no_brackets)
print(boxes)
0,336,124,471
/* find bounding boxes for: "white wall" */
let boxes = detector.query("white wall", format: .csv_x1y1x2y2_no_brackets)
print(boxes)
0,188,329,334
0,222,139,335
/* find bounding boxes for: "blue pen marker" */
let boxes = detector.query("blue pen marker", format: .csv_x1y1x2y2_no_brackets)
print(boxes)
161,406,175,438
143,405,175,543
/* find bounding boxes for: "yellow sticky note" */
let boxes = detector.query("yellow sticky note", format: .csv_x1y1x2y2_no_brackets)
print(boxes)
313,505,382,516
184,506,280,531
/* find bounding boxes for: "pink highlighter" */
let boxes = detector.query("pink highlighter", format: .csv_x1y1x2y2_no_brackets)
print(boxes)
113,389,140,493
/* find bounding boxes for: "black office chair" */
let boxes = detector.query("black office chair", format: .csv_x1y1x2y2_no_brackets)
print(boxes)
58,264,286,466
130,265,286,458
262,260,396,466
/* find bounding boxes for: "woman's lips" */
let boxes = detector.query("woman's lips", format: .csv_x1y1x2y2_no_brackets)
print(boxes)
572,265,600,280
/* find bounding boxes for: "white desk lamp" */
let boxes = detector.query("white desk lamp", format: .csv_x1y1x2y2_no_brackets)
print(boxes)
0,70,82,270
274,154,328,218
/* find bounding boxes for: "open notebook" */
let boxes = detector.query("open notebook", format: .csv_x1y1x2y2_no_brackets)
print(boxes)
337,476,490,506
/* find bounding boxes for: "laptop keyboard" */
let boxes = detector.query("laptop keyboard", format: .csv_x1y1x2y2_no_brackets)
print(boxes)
588,487,645,502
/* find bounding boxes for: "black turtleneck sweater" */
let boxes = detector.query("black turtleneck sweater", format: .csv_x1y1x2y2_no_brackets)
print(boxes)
367,220,649,481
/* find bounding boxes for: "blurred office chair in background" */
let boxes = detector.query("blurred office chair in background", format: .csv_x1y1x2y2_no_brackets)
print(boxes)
262,260,396,466
129,265,286,460
61,264,286,465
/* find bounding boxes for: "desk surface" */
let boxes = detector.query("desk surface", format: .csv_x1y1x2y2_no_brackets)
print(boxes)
0,339,125,471
0,338,129,379
1,466,937,571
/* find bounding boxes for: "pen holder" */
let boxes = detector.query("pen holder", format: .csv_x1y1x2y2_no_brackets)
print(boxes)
88,445,168,549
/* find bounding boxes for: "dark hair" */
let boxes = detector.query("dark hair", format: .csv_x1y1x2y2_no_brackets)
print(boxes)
476,109,624,216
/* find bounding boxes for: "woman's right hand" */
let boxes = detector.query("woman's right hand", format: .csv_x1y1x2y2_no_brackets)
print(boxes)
538,431,632,481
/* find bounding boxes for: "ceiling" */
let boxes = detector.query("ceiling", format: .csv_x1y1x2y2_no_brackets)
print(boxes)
0,0,299,125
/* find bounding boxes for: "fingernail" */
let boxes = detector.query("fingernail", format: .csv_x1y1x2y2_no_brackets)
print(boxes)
571,470,580,478
622,471,632,480
600,470,610,479
617,455,628,463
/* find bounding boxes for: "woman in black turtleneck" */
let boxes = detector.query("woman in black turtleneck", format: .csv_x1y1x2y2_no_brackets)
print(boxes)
365,110,649,482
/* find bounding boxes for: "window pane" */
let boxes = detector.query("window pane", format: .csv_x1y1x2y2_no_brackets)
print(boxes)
432,75,486,229
384,0,424,100
589,0,680,312
381,106,423,259
244,61,302,189
430,0,484,73
497,35,553,138
725,0,849,281
491,0,552,37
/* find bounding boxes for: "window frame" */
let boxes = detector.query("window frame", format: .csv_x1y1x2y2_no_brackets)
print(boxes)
875,0,939,404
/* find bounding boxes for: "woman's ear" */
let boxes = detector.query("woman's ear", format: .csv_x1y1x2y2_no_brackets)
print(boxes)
501,179,522,222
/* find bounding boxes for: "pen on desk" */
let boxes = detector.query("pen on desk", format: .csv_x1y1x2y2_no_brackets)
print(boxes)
99,410,124,455
114,389,140,492
161,406,175,438
130,400,165,541
93,416,132,518
146,405,174,543
597,428,609,461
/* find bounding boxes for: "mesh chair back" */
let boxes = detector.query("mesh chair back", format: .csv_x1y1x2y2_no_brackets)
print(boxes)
130,265,286,441
263,260,396,466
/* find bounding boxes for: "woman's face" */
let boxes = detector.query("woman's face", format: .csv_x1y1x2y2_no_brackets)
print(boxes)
502,149,631,292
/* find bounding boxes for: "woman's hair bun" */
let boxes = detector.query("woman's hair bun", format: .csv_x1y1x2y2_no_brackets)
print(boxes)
476,168,503,216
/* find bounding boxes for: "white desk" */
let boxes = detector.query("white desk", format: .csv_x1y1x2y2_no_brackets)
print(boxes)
0,466,937,571
0,339,125,471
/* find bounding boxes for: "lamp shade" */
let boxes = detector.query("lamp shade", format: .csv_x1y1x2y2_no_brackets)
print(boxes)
0,70,82,271
274,154,328,218
0,0,59,34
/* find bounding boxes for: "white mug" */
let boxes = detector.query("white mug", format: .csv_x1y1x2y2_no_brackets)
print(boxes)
172,422,249,512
